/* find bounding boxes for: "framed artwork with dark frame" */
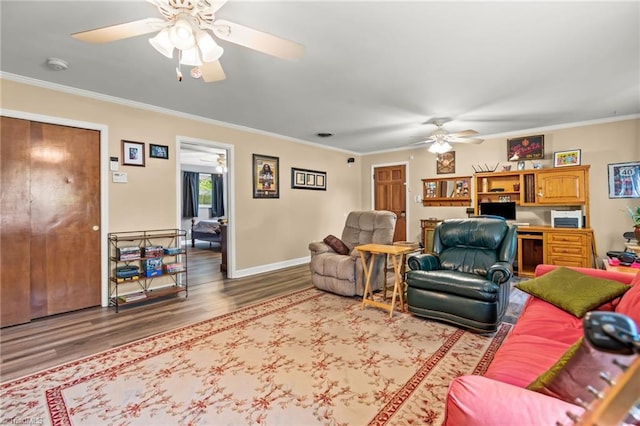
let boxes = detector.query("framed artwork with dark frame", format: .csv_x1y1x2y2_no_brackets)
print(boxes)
607,161,640,199
149,144,169,159
291,167,327,190
253,154,279,198
436,151,455,174
122,140,145,166
553,149,581,167
507,135,544,160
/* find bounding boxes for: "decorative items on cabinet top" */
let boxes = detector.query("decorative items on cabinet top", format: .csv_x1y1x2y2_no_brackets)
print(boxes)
421,176,471,206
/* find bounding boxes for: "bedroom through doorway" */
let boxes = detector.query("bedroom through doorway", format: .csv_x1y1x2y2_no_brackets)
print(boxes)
178,138,233,281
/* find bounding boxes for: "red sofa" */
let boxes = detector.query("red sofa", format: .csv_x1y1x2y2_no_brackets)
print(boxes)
443,264,640,426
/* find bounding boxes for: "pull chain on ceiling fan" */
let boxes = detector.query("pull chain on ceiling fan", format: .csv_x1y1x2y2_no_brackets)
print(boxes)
71,0,304,83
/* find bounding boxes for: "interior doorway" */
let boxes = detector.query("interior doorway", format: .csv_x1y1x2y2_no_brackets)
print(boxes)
373,163,408,242
177,137,234,276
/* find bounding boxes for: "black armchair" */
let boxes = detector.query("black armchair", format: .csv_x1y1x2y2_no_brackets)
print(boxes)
406,217,517,333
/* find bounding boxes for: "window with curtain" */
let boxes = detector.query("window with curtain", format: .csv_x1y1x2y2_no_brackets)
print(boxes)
198,174,212,207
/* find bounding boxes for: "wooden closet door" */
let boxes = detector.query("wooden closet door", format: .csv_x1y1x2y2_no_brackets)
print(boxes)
0,117,32,326
29,122,101,318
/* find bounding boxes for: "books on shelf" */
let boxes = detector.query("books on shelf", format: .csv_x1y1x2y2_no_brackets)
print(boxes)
118,293,147,303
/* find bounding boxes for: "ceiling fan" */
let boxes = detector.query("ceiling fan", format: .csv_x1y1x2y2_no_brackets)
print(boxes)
71,0,304,83
415,118,484,154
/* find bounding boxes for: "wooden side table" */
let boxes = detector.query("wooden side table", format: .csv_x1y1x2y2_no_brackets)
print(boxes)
603,258,640,277
355,243,415,318
382,242,421,302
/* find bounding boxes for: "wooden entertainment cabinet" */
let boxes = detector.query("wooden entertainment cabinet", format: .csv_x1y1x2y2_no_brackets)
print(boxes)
473,165,593,277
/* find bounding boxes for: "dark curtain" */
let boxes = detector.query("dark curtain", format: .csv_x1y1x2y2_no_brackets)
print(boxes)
210,173,225,218
182,171,199,218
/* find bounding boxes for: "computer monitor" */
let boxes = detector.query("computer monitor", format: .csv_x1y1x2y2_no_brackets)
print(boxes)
479,202,516,220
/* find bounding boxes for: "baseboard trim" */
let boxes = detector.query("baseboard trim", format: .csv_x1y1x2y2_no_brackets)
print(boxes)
232,256,310,278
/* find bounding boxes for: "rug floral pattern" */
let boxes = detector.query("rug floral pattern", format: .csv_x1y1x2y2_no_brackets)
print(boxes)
1,288,510,425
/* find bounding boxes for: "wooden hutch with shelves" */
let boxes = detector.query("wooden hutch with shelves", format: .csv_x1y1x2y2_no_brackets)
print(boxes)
473,165,594,277
421,176,472,206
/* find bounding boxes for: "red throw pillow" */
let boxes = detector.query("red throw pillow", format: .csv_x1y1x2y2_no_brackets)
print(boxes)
323,234,350,255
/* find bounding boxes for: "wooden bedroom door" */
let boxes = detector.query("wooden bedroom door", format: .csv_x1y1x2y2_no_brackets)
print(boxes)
0,117,101,327
373,164,407,242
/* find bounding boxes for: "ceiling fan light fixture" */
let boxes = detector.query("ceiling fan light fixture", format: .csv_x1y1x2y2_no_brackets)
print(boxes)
180,45,203,66
149,28,174,58
196,30,224,62
428,141,452,154
169,18,196,50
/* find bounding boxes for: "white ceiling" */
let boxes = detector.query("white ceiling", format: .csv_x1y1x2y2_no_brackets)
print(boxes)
1,1,639,154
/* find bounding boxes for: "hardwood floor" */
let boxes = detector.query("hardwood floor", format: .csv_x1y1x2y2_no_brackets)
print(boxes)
0,245,312,382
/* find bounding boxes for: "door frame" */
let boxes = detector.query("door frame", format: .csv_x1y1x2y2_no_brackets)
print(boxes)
370,160,410,241
1,108,110,306
176,136,236,277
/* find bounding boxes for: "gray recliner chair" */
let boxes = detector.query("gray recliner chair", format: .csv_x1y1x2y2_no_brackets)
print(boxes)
308,210,397,296
406,217,517,333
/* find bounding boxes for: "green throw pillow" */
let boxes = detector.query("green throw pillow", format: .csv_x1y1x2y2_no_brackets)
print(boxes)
514,267,630,318
527,338,582,392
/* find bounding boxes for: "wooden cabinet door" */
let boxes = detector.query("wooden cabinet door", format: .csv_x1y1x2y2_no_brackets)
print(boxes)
535,168,586,204
374,165,406,242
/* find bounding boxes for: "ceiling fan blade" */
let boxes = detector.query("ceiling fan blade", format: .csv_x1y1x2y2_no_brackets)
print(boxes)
448,137,484,144
201,60,226,82
211,19,304,61
72,18,166,43
449,129,478,138
411,138,435,145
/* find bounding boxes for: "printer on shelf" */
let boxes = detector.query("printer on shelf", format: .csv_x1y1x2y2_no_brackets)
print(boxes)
551,210,583,228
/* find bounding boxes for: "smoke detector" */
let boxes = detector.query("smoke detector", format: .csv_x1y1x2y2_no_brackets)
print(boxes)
46,58,69,71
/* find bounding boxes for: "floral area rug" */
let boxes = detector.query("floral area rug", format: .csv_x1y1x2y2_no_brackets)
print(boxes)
1,288,510,426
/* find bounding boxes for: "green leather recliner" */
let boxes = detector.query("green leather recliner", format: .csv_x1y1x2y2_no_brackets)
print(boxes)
406,217,517,333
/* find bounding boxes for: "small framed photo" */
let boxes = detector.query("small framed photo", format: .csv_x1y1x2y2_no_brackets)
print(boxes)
253,154,279,198
553,149,581,167
150,144,169,159
517,161,525,170
291,167,327,190
608,161,640,199
122,140,145,166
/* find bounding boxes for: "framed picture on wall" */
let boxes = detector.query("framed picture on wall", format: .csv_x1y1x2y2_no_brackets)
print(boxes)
507,135,544,160
122,140,145,166
436,151,455,174
149,144,169,159
608,161,640,199
253,154,279,198
291,167,327,190
553,149,581,167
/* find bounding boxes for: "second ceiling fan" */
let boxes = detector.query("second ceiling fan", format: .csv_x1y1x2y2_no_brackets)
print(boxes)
71,0,304,83
416,118,484,153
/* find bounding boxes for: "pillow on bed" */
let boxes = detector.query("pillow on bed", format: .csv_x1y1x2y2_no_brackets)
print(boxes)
323,235,350,255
